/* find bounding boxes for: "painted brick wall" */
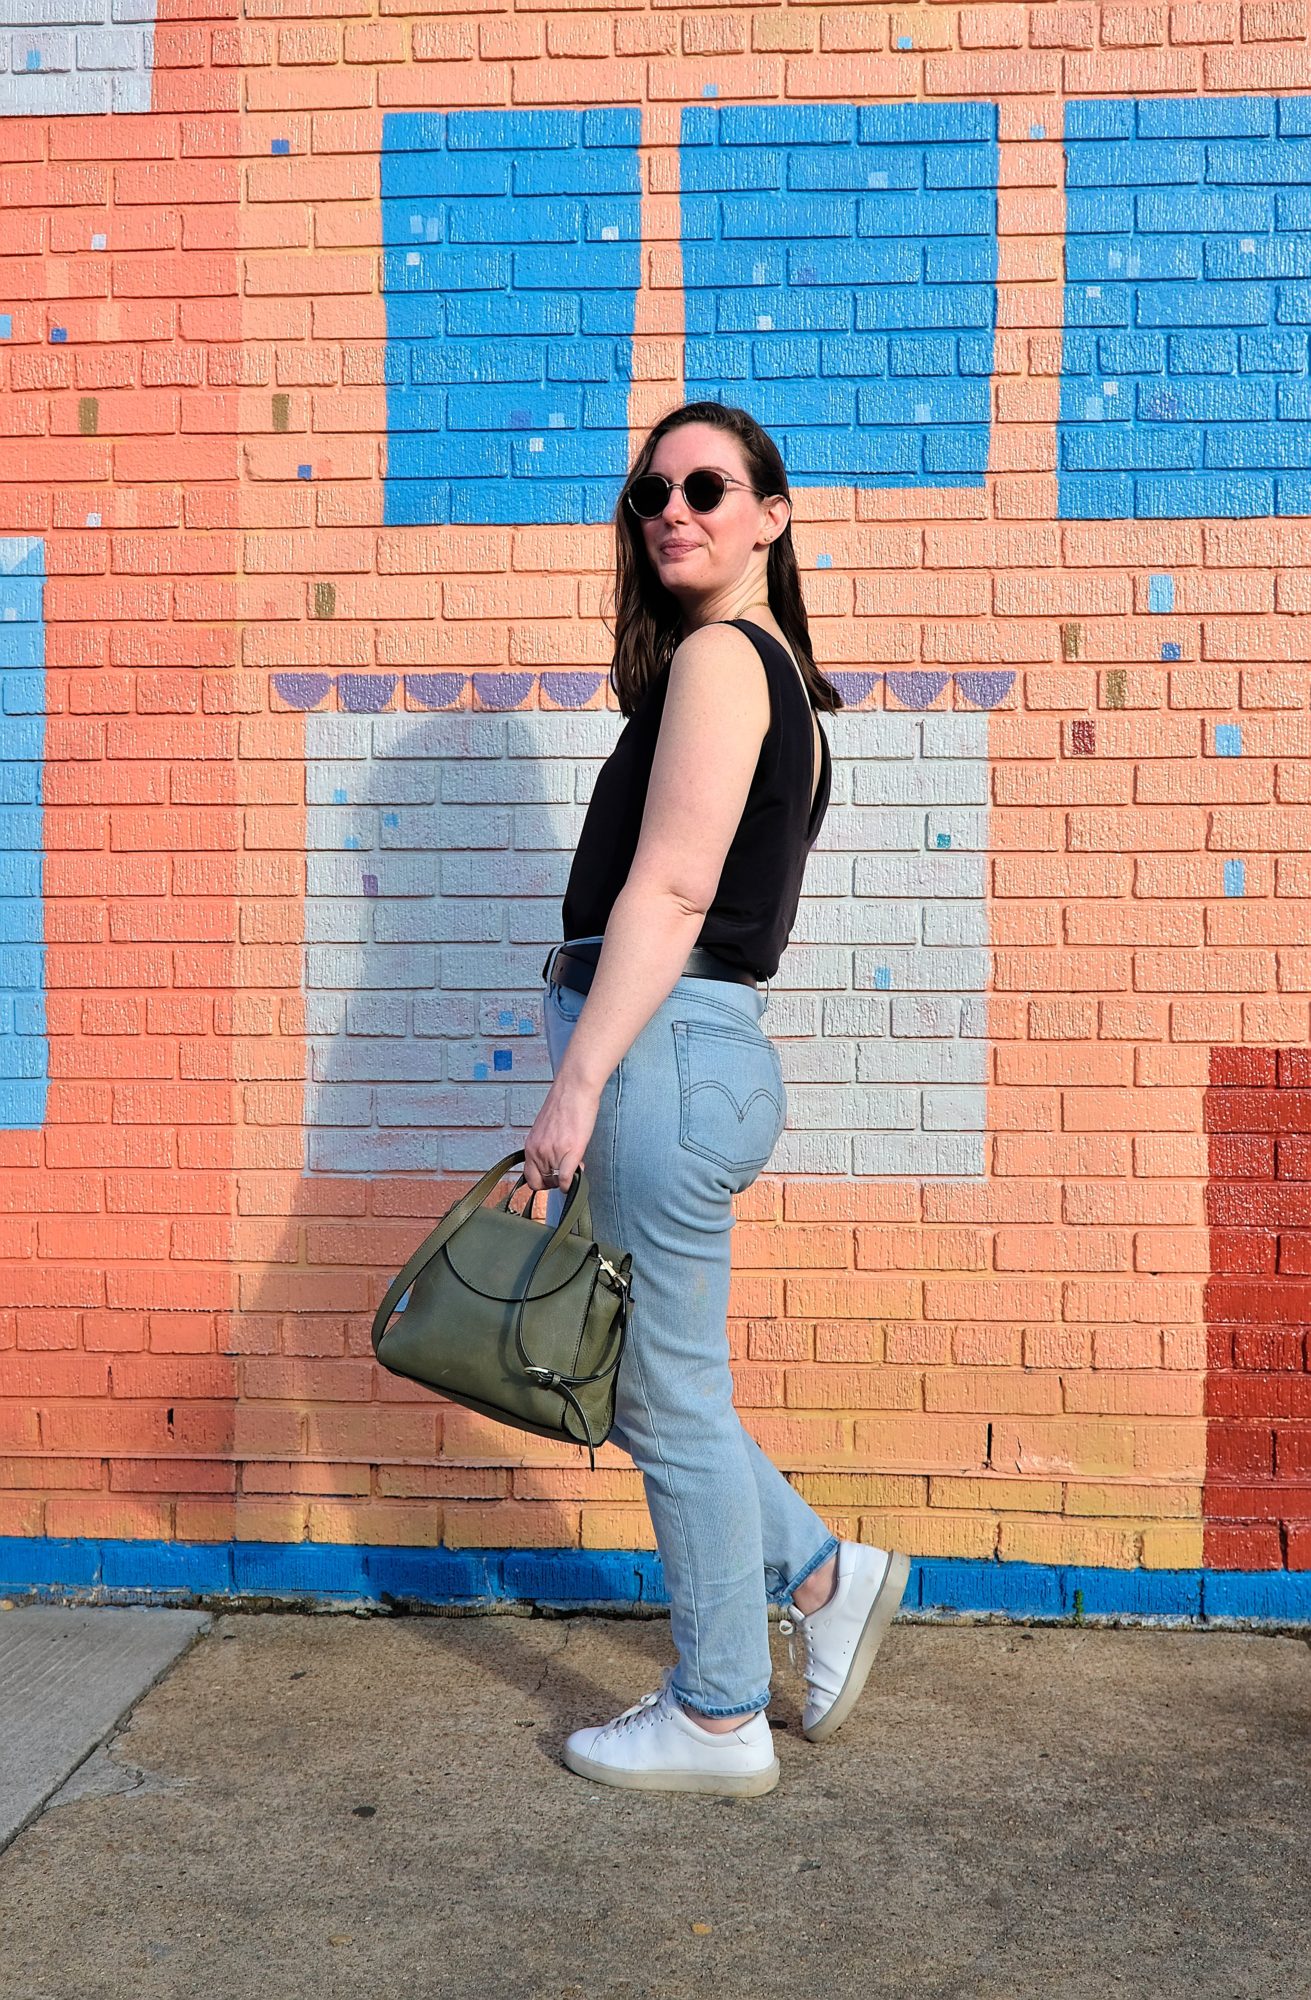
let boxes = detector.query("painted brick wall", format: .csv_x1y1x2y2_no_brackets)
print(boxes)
3,0,1311,1610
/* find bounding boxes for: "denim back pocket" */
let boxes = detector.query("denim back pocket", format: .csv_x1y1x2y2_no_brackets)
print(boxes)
673,1018,786,1177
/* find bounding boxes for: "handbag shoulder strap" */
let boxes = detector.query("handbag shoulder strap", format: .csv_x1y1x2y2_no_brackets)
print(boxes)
370,1149,589,1355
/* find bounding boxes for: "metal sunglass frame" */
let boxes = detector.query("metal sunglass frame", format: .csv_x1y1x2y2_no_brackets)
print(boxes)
623,468,769,519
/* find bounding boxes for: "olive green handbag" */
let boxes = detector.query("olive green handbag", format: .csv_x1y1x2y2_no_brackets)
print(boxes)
370,1148,633,1469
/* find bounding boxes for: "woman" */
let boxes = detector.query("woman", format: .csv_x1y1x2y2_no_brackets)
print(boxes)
525,400,910,1797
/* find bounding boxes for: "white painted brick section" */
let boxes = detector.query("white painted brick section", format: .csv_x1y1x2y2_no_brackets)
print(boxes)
0,0,153,115
304,707,989,1179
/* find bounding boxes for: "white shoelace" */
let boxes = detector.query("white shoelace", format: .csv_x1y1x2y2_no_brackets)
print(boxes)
776,1604,815,1684
596,1667,678,1740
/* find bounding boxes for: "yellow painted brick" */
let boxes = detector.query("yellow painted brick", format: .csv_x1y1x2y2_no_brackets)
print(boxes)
176,1496,309,1542
999,1518,1142,1568
1132,1423,1208,1481
815,1515,861,1545
307,1500,442,1547
1063,1481,1202,1520
441,1501,580,1549
580,1507,657,1551
1141,1521,1205,1570
793,1472,928,1509
930,1476,1064,1513
992,1417,1136,1478
860,1511,1000,1560
853,1415,988,1473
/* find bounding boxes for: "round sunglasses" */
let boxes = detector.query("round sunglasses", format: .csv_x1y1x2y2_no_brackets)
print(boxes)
624,467,769,520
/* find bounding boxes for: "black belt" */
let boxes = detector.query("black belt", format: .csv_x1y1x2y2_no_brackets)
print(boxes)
542,938,759,997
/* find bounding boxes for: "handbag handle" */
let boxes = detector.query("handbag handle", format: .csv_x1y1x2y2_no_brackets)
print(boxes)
370,1149,590,1357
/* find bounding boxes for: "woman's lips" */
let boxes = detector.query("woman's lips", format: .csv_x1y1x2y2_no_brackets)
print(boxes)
661,541,699,556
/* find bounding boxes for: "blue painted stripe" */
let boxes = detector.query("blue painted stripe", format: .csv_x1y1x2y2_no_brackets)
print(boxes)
2,1539,1309,1628
0,536,46,1130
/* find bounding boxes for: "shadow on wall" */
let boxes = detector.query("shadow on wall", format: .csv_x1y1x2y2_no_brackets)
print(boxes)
294,691,993,1184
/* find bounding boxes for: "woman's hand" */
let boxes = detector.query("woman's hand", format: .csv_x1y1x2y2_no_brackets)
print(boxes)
522,1073,602,1195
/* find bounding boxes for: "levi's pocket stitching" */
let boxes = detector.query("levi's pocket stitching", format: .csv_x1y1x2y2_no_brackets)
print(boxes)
674,1020,786,1174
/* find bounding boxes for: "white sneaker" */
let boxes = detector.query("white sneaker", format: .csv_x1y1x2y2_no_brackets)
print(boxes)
778,1541,910,1743
562,1666,781,1796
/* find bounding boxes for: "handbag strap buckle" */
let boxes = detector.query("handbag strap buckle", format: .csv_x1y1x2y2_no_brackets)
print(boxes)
594,1250,629,1293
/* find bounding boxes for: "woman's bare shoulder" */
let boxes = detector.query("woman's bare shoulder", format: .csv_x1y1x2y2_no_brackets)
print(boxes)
664,621,770,732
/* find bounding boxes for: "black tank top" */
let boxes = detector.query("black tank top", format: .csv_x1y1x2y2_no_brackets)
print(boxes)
560,618,832,981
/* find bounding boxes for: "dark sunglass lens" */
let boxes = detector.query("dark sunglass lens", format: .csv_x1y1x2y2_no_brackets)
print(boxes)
684,469,728,512
626,475,670,518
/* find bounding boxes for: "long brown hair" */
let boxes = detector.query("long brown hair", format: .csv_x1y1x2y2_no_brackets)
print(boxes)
605,400,845,720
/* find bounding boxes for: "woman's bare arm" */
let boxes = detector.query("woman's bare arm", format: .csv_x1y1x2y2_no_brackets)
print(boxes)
551,621,771,1097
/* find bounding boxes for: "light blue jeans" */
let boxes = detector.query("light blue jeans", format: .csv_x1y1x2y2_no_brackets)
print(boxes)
541,935,840,1718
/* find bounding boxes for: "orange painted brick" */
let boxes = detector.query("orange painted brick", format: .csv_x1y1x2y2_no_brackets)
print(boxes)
1103,2,1168,41
960,5,1026,44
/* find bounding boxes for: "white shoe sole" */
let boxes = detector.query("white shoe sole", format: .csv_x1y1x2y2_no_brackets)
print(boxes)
561,1743,781,1796
802,1546,911,1745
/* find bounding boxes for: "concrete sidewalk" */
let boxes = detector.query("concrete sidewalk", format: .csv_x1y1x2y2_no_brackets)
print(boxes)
0,1605,1305,2000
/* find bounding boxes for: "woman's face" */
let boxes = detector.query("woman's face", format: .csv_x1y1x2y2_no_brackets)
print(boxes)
638,422,785,607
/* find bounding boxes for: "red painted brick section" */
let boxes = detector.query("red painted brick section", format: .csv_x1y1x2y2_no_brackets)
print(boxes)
1205,1046,1311,1567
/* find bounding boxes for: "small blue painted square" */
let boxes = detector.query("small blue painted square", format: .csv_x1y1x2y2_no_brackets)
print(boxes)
1161,642,1181,661
498,1009,513,1028
332,787,348,804
518,1016,533,1034
0,317,11,340
1215,724,1242,757
1030,124,1045,141
1147,573,1175,615
382,812,399,827
343,835,360,850
896,35,913,48
1223,858,1246,898
493,1048,512,1072
271,138,290,155
936,832,951,848
25,48,40,69
297,464,312,480
874,966,892,990
816,553,832,569
50,328,66,343
702,83,718,97
473,1060,489,1080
